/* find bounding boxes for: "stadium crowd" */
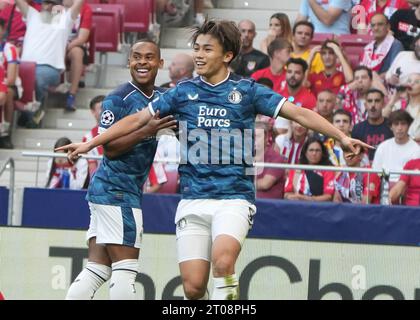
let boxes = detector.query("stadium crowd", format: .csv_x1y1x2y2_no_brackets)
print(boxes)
0,0,418,206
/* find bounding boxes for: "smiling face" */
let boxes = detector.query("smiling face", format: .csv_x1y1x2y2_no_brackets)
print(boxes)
129,41,163,88
192,34,232,83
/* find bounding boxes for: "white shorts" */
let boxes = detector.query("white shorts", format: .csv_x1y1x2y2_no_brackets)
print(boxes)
86,202,143,249
175,199,256,263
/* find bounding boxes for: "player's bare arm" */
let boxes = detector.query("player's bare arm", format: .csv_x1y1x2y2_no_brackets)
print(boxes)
56,110,175,161
104,112,177,159
280,101,373,156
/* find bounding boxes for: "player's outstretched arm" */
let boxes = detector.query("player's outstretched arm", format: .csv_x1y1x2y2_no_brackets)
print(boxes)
56,109,171,161
104,112,177,159
279,101,373,157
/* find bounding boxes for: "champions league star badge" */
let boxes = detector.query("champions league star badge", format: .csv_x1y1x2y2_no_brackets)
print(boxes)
101,110,115,126
228,89,242,104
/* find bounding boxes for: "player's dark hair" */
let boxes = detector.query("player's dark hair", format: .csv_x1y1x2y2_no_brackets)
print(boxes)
131,38,161,59
190,18,241,64
89,95,105,110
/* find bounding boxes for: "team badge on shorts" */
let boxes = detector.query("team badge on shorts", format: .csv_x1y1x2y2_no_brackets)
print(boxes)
101,110,115,126
228,89,242,104
177,218,187,230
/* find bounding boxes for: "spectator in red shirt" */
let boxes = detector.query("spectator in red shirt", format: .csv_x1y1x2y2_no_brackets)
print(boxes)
279,58,317,110
307,39,353,97
284,135,335,202
389,158,420,206
251,38,291,93
334,151,381,204
0,1,27,52
255,121,287,199
356,0,410,34
63,0,92,111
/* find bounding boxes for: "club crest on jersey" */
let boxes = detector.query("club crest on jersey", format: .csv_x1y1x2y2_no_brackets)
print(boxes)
228,90,242,104
101,110,115,126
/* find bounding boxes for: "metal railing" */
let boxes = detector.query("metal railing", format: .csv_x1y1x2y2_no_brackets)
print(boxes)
0,157,15,225
22,151,420,205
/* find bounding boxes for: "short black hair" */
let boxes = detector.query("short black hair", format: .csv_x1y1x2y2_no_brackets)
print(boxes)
333,109,352,124
366,88,385,99
286,57,308,73
190,19,241,64
354,65,373,80
389,110,413,126
256,77,273,89
292,21,314,37
130,39,161,59
89,95,105,110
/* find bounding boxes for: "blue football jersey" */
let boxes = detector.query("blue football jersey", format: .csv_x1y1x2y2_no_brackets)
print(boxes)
87,81,165,208
148,73,286,202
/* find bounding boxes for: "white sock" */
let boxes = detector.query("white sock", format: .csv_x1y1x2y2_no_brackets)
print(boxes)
109,259,138,300
66,262,111,300
211,274,239,300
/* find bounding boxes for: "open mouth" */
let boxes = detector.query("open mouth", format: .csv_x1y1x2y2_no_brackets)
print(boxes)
135,68,150,77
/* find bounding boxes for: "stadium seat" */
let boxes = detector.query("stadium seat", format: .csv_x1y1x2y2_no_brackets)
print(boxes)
338,34,373,46
311,33,335,46
87,24,96,65
91,9,119,87
90,3,125,37
110,0,154,33
14,61,36,111
157,171,179,194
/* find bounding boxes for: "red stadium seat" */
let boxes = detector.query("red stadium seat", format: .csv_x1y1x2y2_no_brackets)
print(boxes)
157,171,179,194
110,0,154,33
91,9,119,52
14,61,36,111
338,34,373,46
311,33,335,46
87,24,96,65
91,9,119,87
90,4,125,37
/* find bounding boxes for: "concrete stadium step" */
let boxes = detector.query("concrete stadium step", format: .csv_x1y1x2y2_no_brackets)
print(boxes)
12,128,85,150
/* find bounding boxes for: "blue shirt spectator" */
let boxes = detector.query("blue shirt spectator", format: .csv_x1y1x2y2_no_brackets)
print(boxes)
298,0,351,34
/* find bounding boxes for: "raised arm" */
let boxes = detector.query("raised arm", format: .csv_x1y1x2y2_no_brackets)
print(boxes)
70,0,85,20
279,101,372,155
56,108,154,158
15,0,29,17
308,0,344,26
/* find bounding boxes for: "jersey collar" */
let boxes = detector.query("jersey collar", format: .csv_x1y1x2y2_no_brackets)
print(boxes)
199,72,230,87
129,81,155,99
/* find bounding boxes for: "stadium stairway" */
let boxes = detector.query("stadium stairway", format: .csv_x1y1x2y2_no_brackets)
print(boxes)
0,0,300,224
